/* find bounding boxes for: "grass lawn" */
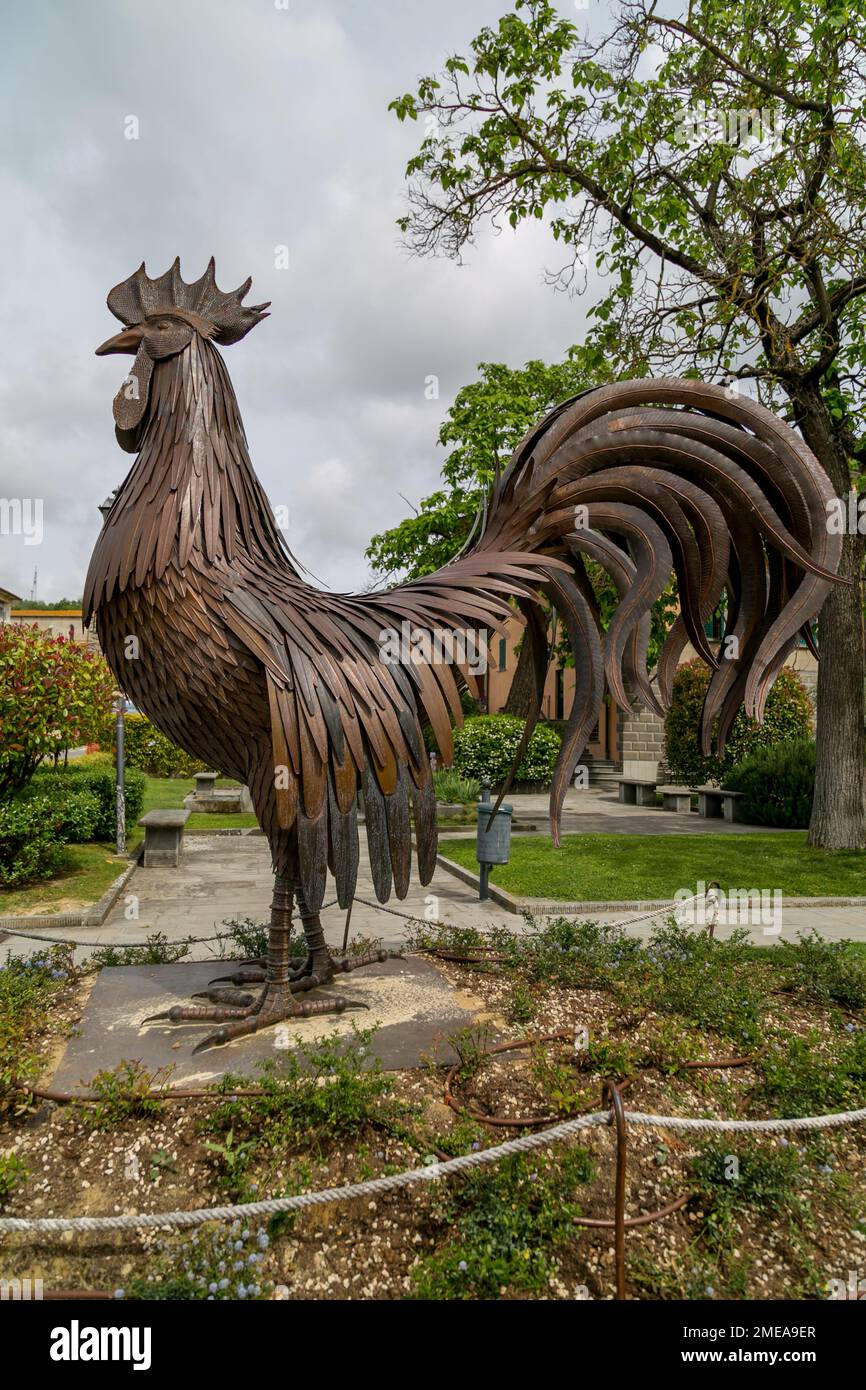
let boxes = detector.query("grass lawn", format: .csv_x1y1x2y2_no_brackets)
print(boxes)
438,832,866,900
0,843,130,917
138,776,258,835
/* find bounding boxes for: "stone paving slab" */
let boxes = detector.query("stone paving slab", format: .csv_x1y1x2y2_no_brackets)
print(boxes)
484,787,792,836
51,953,496,1092
3,819,866,964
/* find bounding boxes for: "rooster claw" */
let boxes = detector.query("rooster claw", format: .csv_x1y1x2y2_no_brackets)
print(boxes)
192,987,255,1007
207,968,266,988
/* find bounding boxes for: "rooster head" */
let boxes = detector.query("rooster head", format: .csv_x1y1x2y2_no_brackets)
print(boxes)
95,258,270,450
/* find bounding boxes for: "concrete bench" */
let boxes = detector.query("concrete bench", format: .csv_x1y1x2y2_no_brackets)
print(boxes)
617,778,658,807
696,786,745,823
138,809,190,867
658,785,693,814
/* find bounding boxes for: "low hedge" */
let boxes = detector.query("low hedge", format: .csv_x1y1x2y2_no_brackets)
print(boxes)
452,715,561,787
21,762,145,841
722,739,816,829
122,713,205,778
0,800,69,888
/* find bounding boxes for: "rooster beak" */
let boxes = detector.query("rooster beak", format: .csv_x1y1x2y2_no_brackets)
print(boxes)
95,324,145,355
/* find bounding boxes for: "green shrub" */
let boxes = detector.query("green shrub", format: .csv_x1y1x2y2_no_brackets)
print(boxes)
82,1060,168,1130
779,930,866,1010
690,1141,810,1246
627,919,764,1047
15,782,101,845
664,659,813,786
0,623,115,799
0,799,68,887
722,739,815,828
125,1224,273,1301
122,713,205,778
0,945,76,1101
432,768,481,804
22,763,145,840
757,1028,866,1117
452,714,561,787
0,1153,27,1206
411,1149,594,1300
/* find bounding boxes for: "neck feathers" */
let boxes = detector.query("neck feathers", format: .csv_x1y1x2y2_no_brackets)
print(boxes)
85,336,297,616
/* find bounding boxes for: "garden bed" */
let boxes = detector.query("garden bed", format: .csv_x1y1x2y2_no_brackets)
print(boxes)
1,917,865,1300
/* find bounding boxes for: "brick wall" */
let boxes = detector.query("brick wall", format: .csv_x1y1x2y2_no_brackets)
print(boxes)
621,692,667,781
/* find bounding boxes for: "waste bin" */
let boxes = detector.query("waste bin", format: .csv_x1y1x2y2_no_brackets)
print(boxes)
476,782,513,900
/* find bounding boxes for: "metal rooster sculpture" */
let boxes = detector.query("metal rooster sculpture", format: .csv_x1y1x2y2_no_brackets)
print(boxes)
86,260,841,1051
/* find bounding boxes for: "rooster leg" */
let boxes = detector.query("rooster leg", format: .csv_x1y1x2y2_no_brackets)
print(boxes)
294,890,397,979
288,887,337,983
147,875,358,1051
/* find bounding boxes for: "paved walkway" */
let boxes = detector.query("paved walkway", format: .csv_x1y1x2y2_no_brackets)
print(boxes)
496,786,791,836
2,820,865,959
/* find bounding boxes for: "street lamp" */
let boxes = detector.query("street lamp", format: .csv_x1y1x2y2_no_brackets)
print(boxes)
114,690,126,856
100,494,126,855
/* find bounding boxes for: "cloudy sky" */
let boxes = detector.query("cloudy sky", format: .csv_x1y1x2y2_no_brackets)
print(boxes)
0,0,605,603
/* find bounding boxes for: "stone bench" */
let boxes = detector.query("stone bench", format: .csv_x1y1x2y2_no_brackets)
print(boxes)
696,786,745,823
617,777,658,807
193,770,219,799
138,809,190,867
658,785,693,814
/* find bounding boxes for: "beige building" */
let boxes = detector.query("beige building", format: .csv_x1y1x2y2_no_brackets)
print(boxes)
2,601,101,652
0,586,21,624
9,607,90,643
483,614,619,777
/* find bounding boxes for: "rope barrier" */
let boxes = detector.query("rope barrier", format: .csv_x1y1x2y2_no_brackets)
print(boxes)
0,885,714,952
2,1100,864,1236
0,903,339,951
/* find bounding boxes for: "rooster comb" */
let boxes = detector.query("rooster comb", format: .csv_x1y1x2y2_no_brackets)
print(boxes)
106,257,270,345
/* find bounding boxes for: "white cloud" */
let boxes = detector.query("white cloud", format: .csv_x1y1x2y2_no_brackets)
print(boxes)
0,0,600,600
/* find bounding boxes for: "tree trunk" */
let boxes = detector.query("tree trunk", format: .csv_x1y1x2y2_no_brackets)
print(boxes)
503,636,538,718
792,383,865,848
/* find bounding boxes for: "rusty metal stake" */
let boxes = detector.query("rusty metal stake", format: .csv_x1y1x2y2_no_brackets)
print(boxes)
604,1078,628,1301
341,900,354,954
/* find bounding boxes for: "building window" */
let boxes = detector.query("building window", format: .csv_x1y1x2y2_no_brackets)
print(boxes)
498,638,507,672
555,668,564,721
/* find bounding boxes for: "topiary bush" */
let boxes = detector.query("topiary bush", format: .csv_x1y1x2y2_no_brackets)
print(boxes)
21,763,145,840
722,739,816,828
0,800,68,887
452,715,561,787
122,713,205,778
664,659,813,787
